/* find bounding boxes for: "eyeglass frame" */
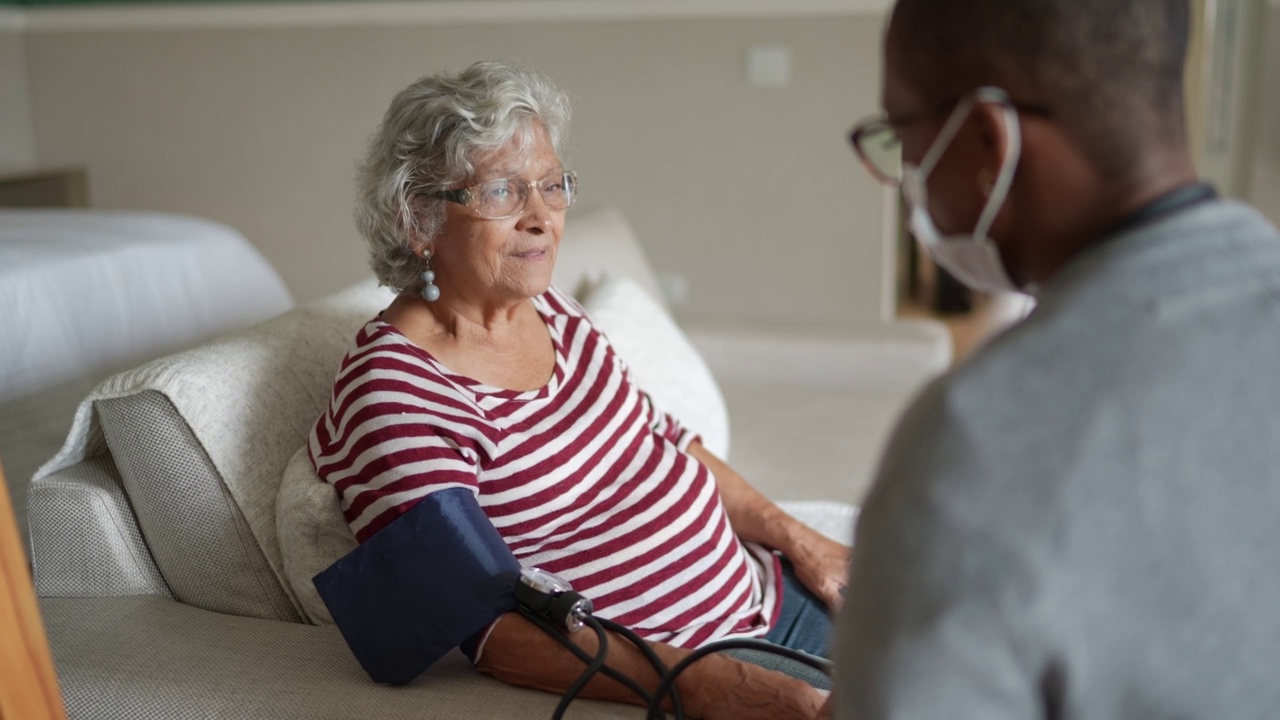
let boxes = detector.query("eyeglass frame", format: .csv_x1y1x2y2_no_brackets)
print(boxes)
848,94,1052,186
431,170,579,220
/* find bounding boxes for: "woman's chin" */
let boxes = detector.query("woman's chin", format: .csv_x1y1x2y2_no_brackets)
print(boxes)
501,260,557,297
511,248,555,271
496,275,555,302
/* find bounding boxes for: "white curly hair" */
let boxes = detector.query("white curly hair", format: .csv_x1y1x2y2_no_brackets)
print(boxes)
353,60,572,293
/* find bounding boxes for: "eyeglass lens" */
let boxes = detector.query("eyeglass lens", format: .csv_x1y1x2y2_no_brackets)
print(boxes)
474,171,576,219
856,125,904,183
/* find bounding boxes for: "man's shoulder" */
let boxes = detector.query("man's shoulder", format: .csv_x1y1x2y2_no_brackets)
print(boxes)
1031,199,1280,320
867,314,1086,525
904,314,1065,442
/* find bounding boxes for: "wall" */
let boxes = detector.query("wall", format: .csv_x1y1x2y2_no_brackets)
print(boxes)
1248,1,1280,226
0,12,34,166
20,5,899,336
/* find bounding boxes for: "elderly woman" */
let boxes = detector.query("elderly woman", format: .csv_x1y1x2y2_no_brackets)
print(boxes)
310,60,847,720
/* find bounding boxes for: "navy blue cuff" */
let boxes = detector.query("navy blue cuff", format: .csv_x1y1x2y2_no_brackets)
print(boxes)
313,487,520,685
458,625,489,664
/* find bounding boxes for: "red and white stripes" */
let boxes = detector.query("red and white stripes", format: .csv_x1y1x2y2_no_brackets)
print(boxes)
310,287,779,648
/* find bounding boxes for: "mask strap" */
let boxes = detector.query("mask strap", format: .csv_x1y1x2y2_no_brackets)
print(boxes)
917,95,974,177
973,100,1022,240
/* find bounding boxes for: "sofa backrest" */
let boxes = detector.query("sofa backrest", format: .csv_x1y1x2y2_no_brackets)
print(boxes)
94,390,301,620
31,280,396,620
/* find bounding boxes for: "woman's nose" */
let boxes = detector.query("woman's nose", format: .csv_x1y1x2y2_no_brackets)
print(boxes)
515,186,553,233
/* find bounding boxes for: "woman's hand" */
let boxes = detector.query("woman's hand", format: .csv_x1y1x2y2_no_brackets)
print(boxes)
786,528,852,611
683,441,853,610
816,693,835,720
689,654,827,720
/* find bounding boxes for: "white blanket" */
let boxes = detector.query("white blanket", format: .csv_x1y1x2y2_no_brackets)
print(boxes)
0,209,293,403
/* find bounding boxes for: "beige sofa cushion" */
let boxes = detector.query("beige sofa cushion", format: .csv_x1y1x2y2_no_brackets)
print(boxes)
35,280,397,621
95,390,297,620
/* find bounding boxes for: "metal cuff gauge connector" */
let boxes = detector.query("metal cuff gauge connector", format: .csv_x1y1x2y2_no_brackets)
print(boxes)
516,567,594,633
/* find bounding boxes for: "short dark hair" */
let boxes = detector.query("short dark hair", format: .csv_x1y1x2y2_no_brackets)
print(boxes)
889,0,1190,179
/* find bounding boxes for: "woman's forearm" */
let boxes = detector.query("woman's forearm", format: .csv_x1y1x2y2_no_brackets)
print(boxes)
475,611,820,719
687,441,852,609
477,611,680,709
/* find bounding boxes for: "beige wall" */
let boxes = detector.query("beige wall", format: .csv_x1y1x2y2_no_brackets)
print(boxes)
0,25,35,167
1248,3,1280,226
23,14,893,335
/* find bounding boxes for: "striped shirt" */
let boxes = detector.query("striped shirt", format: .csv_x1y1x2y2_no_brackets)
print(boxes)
309,287,780,649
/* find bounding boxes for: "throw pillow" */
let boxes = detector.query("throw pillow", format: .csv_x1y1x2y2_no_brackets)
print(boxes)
277,445,358,625
581,275,730,459
553,207,667,308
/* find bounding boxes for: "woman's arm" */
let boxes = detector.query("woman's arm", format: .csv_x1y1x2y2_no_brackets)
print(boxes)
685,441,851,610
476,611,824,720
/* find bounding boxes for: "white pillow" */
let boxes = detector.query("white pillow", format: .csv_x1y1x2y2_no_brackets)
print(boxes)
276,445,357,625
581,275,731,459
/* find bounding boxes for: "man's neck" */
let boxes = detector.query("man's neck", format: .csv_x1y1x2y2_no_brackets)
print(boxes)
1026,149,1200,285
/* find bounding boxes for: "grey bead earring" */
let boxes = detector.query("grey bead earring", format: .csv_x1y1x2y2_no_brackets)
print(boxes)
421,251,441,302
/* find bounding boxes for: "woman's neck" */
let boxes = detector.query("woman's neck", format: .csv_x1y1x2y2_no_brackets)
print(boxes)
386,292,529,343
381,291,556,392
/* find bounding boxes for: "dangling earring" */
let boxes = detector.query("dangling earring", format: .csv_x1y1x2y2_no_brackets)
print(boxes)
421,250,441,302
977,167,996,198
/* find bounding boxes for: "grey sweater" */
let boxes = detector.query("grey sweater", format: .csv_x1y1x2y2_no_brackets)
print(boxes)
834,200,1280,719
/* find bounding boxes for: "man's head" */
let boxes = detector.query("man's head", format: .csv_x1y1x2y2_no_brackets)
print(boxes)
882,0,1196,286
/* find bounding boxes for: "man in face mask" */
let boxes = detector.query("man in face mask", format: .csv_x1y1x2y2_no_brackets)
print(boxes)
830,0,1280,718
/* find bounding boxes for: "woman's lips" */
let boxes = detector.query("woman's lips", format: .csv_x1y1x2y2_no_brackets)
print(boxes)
513,248,548,259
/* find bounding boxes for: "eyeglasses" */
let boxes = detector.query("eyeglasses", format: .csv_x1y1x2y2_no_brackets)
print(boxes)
848,96,1051,186
849,118,907,186
433,170,578,220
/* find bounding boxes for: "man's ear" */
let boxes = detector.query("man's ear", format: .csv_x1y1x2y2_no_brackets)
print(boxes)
973,101,1015,184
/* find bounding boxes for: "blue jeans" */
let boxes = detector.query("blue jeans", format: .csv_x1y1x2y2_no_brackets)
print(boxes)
727,557,833,690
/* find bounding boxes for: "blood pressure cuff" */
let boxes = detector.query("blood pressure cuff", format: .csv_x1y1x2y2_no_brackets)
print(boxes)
313,487,521,685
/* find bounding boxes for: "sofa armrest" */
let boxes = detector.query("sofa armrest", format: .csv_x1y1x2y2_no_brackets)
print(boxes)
683,325,949,505
778,500,859,546
41,595,644,719
28,455,171,599
685,322,951,390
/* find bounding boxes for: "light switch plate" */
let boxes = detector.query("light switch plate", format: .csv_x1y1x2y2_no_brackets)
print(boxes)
746,45,791,88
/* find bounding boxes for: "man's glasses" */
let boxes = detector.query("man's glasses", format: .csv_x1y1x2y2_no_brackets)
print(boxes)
849,119,905,186
848,97,1051,186
433,170,578,220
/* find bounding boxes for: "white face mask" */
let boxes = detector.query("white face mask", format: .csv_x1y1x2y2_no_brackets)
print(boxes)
902,86,1023,295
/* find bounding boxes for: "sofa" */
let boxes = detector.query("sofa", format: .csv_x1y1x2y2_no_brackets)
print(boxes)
27,207,948,718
